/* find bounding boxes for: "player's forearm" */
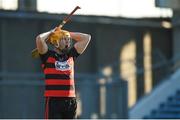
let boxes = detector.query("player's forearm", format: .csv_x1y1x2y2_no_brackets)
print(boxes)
70,32,91,42
70,32,91,54
36,29,54,54
37,29,54,42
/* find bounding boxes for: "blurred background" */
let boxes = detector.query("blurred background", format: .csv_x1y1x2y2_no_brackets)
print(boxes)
0,0,180,119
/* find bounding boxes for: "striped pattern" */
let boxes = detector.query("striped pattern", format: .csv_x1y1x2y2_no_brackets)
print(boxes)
45,79,74,85
45,85,74,90
44,90,75,97
45,74,70,79
42,52,75,97
44,68,71,74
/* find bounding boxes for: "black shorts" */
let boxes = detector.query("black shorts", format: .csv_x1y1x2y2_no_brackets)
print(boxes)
45,97,77,119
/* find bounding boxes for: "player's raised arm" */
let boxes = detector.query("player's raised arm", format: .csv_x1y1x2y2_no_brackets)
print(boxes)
36,30,51,55
70,32,91,54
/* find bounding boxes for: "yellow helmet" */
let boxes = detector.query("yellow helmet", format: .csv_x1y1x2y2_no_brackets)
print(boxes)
49,28,71,46
61,30,70,38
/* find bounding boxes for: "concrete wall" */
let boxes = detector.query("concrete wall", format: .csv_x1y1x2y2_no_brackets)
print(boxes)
172,11,180,70
0,11,173,75
0,10,174,118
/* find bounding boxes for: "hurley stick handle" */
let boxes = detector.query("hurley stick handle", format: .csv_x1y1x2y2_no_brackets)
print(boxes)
31,6,81,58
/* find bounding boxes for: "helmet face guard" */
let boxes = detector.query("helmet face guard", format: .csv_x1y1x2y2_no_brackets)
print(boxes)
55,36,72,51
64,37,72,49
53,30,72,52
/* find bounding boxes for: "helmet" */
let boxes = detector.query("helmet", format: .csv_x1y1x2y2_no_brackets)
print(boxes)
49,28,71,48
61,30,70,38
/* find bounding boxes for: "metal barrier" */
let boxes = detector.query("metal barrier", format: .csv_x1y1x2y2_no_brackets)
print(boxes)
0,73,128,119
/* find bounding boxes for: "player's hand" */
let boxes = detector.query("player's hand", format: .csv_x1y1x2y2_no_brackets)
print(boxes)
49,27,63,45
49,27,71,47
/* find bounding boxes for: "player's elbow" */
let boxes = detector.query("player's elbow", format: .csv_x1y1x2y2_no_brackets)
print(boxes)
36,35,44,47
36,35,45,44
84,34,91,49
85,34,91,43
36,35,41,43
87,34,91,41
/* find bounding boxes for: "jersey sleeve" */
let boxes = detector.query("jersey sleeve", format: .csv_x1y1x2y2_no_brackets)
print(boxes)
39,50,51,64
68,47,80,60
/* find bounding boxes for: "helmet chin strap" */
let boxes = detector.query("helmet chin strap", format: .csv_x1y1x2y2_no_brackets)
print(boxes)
54,41,60,48
54,40,71,53
55,45,69,54
65,45,69,48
